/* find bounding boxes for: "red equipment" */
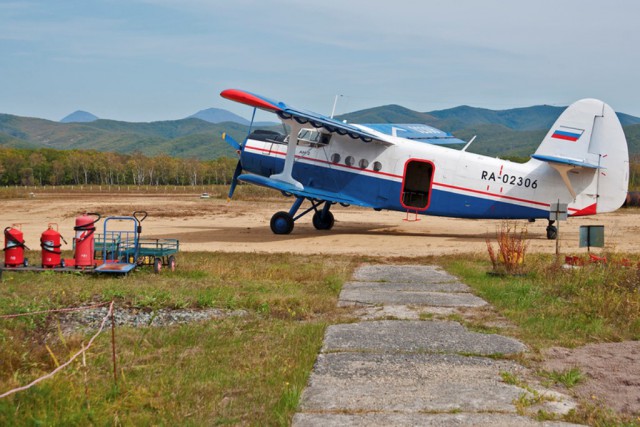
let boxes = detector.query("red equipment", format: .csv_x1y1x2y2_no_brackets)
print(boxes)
41,223,66,268
3,224,28,267
73,213,100,268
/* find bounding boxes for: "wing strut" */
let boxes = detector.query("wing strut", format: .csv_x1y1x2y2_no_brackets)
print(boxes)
548,163,577,200
270,122,304,190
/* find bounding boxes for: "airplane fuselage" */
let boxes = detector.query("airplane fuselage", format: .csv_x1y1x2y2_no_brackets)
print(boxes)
240,129,598,220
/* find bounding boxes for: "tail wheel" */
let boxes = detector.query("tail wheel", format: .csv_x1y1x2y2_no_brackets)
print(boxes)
153,257,162,274
168,255,176,272
270,211,294,235
312,211,335,230
546,225,558,240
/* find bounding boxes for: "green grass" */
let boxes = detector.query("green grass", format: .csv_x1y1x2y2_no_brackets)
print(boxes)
2,251,639,425
443,254,640,349
541,367,584,389
0,251,359,425
444,253,640,427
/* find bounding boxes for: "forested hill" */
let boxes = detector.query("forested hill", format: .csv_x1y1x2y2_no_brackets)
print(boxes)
2,103,639,160
0,114,242,160
338,104,640,157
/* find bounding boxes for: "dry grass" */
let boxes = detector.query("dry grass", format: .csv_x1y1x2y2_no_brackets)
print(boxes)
0,251,360,425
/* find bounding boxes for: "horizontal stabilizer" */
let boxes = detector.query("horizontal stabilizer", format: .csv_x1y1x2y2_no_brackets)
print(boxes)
531,154,601,169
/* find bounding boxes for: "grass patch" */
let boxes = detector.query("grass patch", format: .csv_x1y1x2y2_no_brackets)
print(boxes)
0,251,360,425
540,367,584,389
443,253,640,349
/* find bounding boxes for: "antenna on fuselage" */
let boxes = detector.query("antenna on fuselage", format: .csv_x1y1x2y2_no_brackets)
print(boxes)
461,135,477,152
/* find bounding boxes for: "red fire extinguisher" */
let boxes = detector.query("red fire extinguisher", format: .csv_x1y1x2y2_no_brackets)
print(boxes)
3,224,29,267
74,213,100,268
41,223,67,268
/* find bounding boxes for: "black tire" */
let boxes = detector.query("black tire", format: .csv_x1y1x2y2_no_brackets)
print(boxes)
546,225,558,240
270,211,294,235
23,258,29,268
153,257,162,274
312,211,335,230
168,255,176,272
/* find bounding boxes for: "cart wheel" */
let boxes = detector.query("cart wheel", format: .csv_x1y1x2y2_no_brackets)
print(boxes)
153,257,162,274
168,255,176,272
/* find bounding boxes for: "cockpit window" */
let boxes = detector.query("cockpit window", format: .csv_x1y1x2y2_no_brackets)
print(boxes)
297,128,331,146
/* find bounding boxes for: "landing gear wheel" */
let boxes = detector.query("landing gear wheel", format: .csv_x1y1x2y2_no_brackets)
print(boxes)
546,225,558,240
168,255,176,272
312,211,335,230
153,257,162,274
270,211,294,235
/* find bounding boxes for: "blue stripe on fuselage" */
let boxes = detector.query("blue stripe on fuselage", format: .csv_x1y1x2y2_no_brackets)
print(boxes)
241,150,549,219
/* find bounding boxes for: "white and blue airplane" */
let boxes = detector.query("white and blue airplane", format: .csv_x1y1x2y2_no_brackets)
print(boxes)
220,89,629,238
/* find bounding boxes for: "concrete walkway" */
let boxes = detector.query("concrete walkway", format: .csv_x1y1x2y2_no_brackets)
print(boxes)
293,265,581,427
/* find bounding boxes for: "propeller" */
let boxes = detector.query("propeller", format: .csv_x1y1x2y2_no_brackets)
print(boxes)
222,132,244,200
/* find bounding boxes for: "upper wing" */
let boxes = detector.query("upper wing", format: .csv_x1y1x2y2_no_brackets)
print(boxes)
221,88,390,145
221,88,465,147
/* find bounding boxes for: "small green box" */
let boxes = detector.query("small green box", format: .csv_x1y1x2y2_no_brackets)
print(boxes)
579,225,604,248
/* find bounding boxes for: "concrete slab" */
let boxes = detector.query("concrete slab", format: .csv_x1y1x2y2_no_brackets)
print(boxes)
353,265,456,283
294,265,580,426
339,288,487,307
299,352,525,413
322,320,526,355
342,281,472,292
293,413,584,427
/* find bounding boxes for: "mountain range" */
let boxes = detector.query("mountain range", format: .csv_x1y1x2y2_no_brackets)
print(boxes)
2,104,639,160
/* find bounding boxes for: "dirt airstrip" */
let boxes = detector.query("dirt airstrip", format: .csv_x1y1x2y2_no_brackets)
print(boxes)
2,192,638,256
1,192,639,418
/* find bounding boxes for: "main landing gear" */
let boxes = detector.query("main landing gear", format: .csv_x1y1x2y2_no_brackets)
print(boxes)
270,196,335,235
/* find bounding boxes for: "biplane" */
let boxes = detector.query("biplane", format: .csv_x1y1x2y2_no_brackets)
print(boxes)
220,89,629,239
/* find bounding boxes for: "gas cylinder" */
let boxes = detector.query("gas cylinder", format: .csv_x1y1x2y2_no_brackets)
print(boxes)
41,223,66,268
74,213,100,268
4,224,27,267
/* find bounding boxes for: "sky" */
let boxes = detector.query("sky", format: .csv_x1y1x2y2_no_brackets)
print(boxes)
0,0,638,123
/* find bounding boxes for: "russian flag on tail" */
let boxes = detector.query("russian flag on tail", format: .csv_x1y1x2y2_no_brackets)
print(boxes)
551,126,584,142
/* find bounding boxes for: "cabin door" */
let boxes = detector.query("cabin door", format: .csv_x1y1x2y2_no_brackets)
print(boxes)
400,159,434,210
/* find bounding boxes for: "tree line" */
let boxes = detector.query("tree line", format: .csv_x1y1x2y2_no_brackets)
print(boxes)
1,147,639,191
0,148,238,186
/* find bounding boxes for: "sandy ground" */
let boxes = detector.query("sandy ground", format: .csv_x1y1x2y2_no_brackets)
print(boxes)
1,192,639,418
1,192,638,257
543,342,640,417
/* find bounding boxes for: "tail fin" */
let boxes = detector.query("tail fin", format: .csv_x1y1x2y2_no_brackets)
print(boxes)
532,99,629,214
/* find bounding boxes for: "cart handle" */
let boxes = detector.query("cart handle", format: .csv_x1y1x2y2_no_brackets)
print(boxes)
133,211,148,234
133,211,148,223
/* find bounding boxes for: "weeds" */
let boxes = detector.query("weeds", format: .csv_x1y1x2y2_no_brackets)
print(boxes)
486,221,529,275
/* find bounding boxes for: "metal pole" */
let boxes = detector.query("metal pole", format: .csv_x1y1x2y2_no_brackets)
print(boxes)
110,302,117,385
